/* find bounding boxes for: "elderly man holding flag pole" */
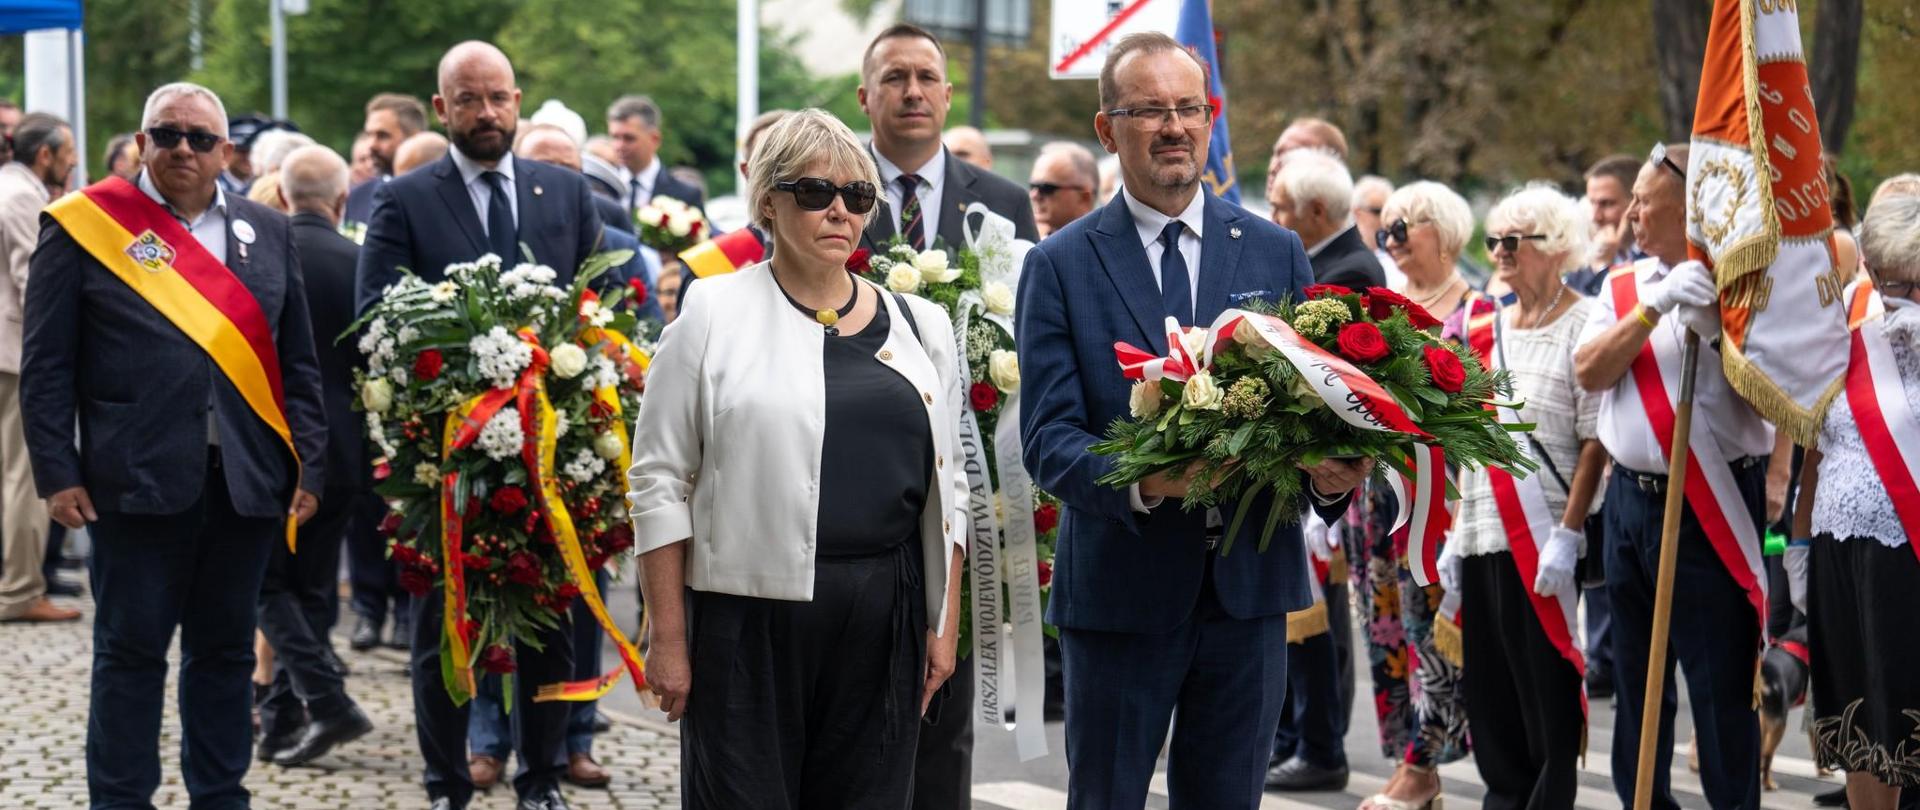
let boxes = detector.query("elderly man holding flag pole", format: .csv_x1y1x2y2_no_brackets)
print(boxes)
1576,1,1854,808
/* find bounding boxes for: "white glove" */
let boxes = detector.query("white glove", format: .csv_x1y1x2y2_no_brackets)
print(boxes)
1676,300,1722,338
1642,260,1717,314
1437,534,1463,594
1785,542,1810,614
1304,511,1332,562
1533,525,1582,597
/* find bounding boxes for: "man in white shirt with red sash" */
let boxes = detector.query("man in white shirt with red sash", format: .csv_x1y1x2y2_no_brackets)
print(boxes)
1573,143,1772,810
21,82,328,809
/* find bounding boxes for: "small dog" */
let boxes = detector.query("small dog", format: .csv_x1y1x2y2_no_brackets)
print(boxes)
1758,625,1825,790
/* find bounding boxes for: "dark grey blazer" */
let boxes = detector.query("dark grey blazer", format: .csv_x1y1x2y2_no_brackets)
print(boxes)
353,153,604,314
22,190,328,518
1309,225,1388,290
291,211,367,492
863,147,1040,251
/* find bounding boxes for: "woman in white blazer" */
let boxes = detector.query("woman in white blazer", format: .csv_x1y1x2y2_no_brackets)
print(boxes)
625,109,969,808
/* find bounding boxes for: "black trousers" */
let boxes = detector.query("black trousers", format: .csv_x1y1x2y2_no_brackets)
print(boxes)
683,546,926,810
1273,579,1353,770
410,580,574,805
913,654,973,810
257,486,355,736
346,490,408,625
1460,552,1584,810
86,457,276,809
1605,463,1765,810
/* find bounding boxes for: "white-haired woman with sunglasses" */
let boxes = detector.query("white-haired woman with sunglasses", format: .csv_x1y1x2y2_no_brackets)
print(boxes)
1439,184,1607,809
624,109,968,808
1792,194,1920,810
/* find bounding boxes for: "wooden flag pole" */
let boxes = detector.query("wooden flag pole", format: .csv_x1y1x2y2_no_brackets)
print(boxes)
1632,330,1701,810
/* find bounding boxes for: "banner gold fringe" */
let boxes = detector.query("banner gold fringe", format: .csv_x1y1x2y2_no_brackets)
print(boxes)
1432,613,1465,668
1286,602,1329,643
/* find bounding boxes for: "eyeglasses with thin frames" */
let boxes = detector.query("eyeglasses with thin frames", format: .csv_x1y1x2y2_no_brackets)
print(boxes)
1104,104,1216,131
1877,280,1920,302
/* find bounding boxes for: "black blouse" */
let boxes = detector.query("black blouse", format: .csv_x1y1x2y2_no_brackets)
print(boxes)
815,304,934,557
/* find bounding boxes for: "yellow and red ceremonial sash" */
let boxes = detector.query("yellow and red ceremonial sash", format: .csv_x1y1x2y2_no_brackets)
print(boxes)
1840,318,1920,565
1609,269,1768,631
45,177,301,550
1465,314,1588,696
677,228,765,279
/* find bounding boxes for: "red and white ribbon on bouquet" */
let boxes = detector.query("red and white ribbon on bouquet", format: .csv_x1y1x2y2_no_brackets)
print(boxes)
1114,310,1452,584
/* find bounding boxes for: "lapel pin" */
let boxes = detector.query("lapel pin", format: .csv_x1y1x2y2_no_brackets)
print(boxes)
533,185,544,197
1229,226,1243,240
238,242,249,262
233,219,256,245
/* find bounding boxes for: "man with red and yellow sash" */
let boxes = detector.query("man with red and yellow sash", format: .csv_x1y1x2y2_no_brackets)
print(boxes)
1573,144,1773,810
21,82,327,809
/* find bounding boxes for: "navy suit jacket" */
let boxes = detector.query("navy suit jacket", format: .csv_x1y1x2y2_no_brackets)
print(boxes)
1310,225,1387,290
23,192,328,518
1017,192,1348,635
863,147,1040,251
291,211,369,493
597,224,666,323
353,154,603,314
343,176,382,229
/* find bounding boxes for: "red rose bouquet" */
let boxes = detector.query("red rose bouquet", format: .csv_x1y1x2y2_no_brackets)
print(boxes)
1092,286,1535,566
352,251,650,705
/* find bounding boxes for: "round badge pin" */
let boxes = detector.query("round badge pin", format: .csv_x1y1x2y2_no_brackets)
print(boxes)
233,219,257,245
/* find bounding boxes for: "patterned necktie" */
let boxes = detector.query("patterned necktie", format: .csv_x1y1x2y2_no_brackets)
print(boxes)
897,174,926,251
482,170,517,262
1160,220,1192,325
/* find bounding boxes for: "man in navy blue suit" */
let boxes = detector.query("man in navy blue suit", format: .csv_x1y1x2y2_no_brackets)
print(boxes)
1016,34,1370,809
352,42,598,810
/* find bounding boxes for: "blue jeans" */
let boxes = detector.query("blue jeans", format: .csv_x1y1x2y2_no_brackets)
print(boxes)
86,464,276,809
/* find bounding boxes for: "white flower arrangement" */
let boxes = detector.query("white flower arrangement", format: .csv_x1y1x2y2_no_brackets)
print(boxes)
563,447,607,483
549,343,589,379
886,264,923,294
469,326,535,390
476,406,525,461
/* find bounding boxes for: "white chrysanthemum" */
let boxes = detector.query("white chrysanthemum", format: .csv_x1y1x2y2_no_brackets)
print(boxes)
889,243,919,262
563,447,607,483
476,407,525,461
469,327,534,389
365,412,399,459
580,299,615,328
356,317,388,355
553,408,571,438
584,355,620,391
396,325,420,344
413,461,440,486
388,365,410,385
429,281,459,304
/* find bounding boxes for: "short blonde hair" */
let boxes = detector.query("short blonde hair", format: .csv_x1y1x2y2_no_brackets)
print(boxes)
1382,180,1474,260
247,171,289,214
1485,182,1590,275
746,108,882,239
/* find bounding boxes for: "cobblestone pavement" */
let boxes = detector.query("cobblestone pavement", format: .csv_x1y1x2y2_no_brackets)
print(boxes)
0,590,681,809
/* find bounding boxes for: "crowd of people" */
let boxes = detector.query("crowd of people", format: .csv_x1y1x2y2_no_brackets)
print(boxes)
0,19,1915,810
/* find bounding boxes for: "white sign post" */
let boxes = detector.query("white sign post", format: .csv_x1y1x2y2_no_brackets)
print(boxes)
1048,0,1179,80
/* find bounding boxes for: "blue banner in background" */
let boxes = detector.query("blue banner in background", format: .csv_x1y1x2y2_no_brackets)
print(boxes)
1174,0,1238,204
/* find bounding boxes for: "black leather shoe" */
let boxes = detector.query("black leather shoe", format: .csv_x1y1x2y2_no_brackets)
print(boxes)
429,798,458,810
322,645,352,678
517,785,572,810
1264,756,1350,792
1814,786,1849,807
1586,669,1615,700
349,615,381,651
44,577,84,597
273,704,374,766
386,613,412,650
257,728,301,763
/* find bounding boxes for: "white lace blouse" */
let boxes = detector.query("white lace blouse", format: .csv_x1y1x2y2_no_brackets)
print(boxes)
1811,306,1920,549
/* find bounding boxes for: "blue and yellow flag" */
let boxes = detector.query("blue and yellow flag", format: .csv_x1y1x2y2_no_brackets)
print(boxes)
1175,0,1238,204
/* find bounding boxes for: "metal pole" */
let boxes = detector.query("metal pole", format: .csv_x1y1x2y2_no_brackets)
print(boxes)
969,0,987,129
270,0,287,120
69,29,87,189
1631,331,1701,810
190,0,204,72
736,0,758,196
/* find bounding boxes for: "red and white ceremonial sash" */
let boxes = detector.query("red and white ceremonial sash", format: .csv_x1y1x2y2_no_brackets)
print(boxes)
46,177,302,550
1466,315,1587,685
1846,278,1884,331
1842,319,1920,565
1610,270,1768,631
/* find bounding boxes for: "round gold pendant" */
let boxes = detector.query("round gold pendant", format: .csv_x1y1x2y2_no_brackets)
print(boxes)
816,309,840,327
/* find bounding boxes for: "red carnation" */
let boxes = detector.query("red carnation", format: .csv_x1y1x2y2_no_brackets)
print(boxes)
1423,345,1467,393
588,399,616,420
688,220,704,239
1036,559,1053,588
603,523,635,554
389,541,422,565
627,277,649,306
1033,503,1059,535
490,486,528,515
1336,322,1391,364
478,645,517,675
398,566,433,596
846,247,872,274
507,551,543,586
379,511,403,536
1303,283,1353,300
412,349,444,381
461,619,481,640
557,582,582,599
969,382,1000,412
373,460,392,481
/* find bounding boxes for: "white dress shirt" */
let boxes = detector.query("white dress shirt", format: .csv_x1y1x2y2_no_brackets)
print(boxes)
617,157,662,212
874,148,947,244
137,169,230,445
448,148,519,236
1120,185,1205,307
1575,257,1775,472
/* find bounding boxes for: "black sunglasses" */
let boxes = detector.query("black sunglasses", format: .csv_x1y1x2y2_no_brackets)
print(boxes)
1484,233,1549,253
1029,181,1087,197
1374,217,1427,250
775,177,877,214
146,126,224,154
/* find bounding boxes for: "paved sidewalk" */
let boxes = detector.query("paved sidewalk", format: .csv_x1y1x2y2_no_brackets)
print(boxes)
0,591,681,809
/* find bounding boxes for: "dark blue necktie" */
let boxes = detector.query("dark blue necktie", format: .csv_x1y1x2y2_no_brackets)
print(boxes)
1160,220,1192,325
482,170,517,262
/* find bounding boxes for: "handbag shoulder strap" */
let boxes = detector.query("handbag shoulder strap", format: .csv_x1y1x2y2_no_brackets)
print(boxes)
891,291,924,344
